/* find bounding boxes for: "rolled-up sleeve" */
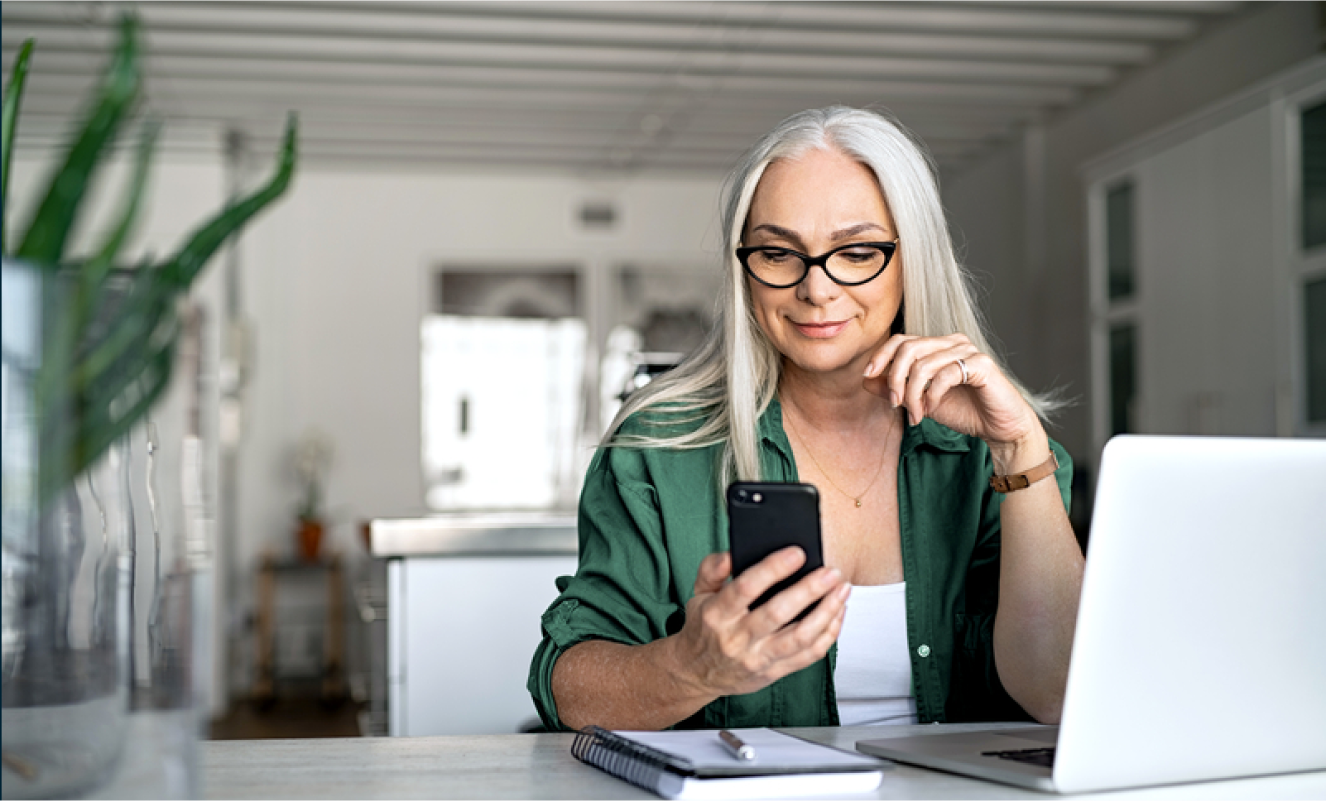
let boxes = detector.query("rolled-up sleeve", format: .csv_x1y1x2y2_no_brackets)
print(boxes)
527,445,684,731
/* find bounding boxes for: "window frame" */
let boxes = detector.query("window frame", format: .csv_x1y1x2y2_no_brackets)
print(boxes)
1089,172,1143,460
1282,81,1326,436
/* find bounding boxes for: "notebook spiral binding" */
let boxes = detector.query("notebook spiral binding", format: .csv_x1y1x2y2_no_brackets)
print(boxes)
572,726,694,794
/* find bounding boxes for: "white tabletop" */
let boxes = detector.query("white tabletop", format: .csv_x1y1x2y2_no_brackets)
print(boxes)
201,723,1326,800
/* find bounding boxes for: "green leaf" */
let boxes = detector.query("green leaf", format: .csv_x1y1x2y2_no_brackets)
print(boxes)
37,332,177,509
165,112,297,289
16,15,142,267
74,117,160,327
72,271,173,393
2,38,35,255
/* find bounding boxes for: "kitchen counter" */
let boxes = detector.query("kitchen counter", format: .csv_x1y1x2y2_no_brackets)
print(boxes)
369,511,577,558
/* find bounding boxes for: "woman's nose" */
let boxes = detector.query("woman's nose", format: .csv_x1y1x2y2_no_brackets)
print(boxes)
796,263,840,305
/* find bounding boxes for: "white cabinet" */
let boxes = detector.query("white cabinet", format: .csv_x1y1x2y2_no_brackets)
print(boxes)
384,556,570,732
374,513,578,736
386,553,576,736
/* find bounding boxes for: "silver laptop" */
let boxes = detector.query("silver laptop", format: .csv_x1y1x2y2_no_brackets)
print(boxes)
857,435,1326,793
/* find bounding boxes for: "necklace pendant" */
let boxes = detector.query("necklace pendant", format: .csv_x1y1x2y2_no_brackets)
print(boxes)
854,498,862,508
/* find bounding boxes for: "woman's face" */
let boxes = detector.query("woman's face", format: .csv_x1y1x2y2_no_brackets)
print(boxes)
743,147,903,380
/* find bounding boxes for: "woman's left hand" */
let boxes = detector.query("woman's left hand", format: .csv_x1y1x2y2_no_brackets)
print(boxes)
862,333,1040,450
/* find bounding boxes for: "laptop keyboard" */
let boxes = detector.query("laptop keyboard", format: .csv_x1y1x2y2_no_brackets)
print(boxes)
981,747,1056,768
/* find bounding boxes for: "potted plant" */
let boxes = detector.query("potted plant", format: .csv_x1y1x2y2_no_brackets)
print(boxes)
2,15,297,798
293,430,334,562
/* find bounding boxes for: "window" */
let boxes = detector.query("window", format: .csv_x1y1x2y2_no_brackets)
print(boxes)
421,268,586,511
1296,97,1326,433
1306,277,1326,424
1300,100,1326,250
1106,182,1136,301
1092,174,1141,451
1108,323,1137,436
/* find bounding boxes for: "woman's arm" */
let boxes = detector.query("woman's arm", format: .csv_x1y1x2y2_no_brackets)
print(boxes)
552,549,850,731
865,333,1085,723
988,430,1084,723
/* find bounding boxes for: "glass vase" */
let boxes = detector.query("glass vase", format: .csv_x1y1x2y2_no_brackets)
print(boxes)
2,259,209,798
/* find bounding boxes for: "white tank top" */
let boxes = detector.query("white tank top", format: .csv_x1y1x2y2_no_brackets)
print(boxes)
834,581,919,726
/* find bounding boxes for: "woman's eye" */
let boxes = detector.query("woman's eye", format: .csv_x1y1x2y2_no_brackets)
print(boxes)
840,248,879,263
760,249,792,263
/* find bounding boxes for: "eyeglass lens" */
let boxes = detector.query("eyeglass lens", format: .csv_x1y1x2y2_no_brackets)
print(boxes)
742,243,894,288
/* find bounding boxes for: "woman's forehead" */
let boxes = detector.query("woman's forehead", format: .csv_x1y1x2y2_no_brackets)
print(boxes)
747,150,893,232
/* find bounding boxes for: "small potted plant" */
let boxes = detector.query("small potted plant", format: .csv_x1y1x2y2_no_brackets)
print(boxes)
293,429,334,561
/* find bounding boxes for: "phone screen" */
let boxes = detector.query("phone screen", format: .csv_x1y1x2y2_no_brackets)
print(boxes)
726,481,824,616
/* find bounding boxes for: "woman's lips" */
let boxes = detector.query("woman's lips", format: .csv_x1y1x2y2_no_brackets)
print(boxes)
792,320,849,339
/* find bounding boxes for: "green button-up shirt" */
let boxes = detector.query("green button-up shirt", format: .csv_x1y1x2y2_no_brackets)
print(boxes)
528,397,1072,731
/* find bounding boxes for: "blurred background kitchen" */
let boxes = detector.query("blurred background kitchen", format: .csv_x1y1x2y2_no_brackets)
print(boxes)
3,0,1323,745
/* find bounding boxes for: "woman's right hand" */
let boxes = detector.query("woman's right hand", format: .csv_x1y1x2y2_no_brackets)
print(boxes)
669,547,851,699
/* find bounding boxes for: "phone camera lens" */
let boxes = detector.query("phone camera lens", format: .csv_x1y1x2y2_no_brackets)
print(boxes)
736,490,749,502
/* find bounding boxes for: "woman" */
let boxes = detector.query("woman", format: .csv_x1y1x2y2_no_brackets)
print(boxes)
528,106,1084,732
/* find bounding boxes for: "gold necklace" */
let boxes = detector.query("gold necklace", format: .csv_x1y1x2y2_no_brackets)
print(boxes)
783,406,896,509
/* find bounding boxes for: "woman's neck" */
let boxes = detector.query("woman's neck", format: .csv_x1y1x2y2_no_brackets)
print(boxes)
778,358,893,434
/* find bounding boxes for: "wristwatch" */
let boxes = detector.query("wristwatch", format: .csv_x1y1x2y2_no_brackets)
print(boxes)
989,451,1059,493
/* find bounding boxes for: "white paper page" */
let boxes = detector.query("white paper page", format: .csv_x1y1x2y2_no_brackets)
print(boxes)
617,728,880,772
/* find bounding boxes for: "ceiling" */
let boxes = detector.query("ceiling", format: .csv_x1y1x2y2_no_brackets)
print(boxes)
2,1,1247,179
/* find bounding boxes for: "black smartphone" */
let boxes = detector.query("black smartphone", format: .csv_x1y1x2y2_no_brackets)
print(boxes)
726,481,825,617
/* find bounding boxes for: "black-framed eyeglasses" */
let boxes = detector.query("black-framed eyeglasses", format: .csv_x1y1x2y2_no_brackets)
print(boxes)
735,240,899,289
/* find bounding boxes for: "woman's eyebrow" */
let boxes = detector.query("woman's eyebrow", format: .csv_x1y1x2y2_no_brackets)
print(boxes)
748,223,800,242
831,222,889,240
748,222,889,243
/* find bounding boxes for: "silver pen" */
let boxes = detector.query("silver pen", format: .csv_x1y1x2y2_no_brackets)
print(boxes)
719,729,756,761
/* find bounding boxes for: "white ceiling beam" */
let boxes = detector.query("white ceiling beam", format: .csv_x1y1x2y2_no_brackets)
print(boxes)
8,60,1081,108
2,24,1118,87
1003,2,1239,14
0,3,1159,65
10,67,1043,129
1,131,1016,176
9,102,1006,154
301,1,1208,40
2,51,1076,115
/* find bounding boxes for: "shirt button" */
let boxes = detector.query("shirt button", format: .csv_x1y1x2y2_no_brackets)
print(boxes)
917,644,931,658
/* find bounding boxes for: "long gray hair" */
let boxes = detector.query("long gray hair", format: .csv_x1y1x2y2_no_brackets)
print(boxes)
605,106,1053,483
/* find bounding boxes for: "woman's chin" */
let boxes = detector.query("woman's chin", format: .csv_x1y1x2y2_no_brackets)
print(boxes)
782,346,868,378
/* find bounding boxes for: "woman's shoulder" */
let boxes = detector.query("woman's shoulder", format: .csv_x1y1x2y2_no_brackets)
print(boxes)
611,400,718,442
591,404,724,488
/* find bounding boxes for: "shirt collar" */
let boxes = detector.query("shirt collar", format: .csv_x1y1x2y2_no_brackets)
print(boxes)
759,395,793,459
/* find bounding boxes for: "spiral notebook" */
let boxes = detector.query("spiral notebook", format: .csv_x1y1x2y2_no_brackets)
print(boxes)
570,726,885,799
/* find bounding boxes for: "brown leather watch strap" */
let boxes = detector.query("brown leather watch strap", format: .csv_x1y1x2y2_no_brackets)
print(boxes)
989,451,1060,493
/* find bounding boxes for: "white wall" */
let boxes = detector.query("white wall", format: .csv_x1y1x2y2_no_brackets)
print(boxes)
236,169,725,555
228,168,725,691
943,1,1322,497
1127,111,1278,438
